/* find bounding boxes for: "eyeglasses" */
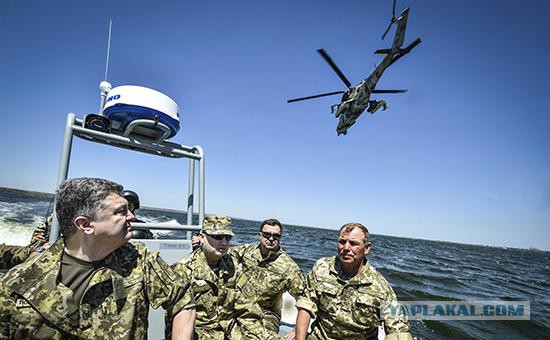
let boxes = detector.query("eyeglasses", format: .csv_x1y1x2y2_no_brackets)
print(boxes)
206,233,232,241
260,231,281,239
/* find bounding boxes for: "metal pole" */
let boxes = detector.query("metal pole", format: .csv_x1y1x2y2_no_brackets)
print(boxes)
186,158,195,239
195,145,205,227
49,113,76,243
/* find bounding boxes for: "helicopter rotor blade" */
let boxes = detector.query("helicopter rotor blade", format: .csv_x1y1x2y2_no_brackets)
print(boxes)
381,22,393,40
371,89,407,93
317,49,352,88
287,91,346,103
381,0,397,40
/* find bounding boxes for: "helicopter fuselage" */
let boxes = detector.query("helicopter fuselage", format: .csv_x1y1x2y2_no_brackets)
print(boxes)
335,75,383,135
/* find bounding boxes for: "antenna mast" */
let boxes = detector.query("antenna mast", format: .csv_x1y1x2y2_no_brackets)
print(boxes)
99,20,113,114
104,19,112,81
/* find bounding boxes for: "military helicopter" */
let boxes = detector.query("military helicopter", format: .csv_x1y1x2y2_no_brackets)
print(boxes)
287,1,421,135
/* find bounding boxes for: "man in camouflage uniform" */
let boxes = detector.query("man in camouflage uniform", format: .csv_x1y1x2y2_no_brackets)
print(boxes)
295,222,412,340
231,218,305,334
1,230,49,271
0,243,43,271
168,215,238,339
170,215,282,340
0,177,195,339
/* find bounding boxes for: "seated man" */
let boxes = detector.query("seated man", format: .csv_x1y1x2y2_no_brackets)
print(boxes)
0,177,195,339
169,215,282,340
295,222,412,340
168,215,238,339
231,218,305,334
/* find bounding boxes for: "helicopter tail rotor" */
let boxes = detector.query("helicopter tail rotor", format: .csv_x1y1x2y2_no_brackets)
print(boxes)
381,0,397,40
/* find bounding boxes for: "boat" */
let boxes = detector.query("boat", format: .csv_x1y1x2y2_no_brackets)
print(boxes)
48,79,204,339
48,78,304,338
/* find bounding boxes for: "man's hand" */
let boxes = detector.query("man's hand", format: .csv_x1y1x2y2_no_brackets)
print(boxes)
171,308,196,340
284,328,296,340
28,243,50,259
295,309,311,340
191,234,202,250
31,234,47,244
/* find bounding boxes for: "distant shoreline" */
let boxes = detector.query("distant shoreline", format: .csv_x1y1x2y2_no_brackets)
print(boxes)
0,186,54,200
1,186,547,252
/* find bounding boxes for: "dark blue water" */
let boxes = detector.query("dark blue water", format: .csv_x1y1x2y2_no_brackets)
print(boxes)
1,187,549,339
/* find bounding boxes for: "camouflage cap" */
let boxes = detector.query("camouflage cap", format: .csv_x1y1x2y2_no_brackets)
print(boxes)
202,215,234,236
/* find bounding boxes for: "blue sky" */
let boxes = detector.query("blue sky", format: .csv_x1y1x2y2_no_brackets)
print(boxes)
1,0,549,250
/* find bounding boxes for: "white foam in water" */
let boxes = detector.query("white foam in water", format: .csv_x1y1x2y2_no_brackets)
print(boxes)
0,201,46,246
134,218,181,237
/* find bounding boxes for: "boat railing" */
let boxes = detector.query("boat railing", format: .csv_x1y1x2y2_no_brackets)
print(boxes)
49,112,205,243
131,222,202,232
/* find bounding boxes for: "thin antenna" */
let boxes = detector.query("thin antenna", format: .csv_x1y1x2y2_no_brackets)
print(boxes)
99,20,113,114
104,19,112,81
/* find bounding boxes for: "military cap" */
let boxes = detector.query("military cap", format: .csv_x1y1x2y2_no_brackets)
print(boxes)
202,215,234,236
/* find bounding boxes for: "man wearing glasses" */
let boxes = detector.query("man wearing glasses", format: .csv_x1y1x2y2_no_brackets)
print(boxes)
294,222,412,340
167,215,236,338
231,218,305,336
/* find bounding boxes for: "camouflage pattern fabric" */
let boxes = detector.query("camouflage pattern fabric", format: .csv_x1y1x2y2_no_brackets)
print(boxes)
201,215,234,236
296,256,412,340
1,215,51,272
168,249,239,339
0,244,33,271
0,239,193,339
231,243,305,332
168,248,282,340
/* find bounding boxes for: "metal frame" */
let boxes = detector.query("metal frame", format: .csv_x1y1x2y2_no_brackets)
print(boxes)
48,112,205,243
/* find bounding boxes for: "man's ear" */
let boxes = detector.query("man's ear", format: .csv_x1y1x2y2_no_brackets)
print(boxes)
364,242,372,256
74,216,93,235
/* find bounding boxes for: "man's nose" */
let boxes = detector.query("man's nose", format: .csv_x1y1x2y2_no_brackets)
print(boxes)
127,210,136,221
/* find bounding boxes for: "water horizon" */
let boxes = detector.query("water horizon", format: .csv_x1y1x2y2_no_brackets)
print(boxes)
1,186,546,252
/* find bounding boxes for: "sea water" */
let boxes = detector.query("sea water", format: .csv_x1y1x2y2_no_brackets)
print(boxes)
1,187,548,339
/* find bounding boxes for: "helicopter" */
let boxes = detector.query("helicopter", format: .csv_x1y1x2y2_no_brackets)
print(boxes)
287,3,421,135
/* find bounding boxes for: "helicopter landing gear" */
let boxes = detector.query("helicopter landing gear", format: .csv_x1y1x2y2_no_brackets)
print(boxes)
331,104,341,116
367,100,388,114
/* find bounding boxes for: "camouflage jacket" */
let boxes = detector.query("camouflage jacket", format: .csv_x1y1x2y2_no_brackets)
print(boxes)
0,239,192,339
0,244,33,271
169,249,282,340
296,256,412,340
231,243,305,332
170,249,240,339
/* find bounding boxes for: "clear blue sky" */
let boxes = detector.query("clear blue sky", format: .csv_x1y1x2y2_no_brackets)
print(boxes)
1,0,548,250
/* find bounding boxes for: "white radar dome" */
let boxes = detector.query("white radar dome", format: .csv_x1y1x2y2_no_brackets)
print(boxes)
102,85,180,139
